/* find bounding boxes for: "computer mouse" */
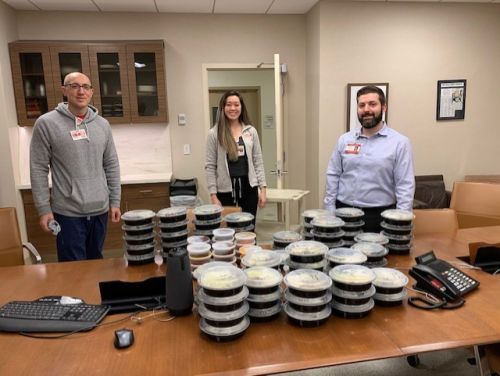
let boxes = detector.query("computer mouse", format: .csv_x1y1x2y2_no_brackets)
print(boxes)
114,328,134,349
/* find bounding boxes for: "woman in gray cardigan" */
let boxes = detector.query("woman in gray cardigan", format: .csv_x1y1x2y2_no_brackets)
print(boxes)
205,91,267,222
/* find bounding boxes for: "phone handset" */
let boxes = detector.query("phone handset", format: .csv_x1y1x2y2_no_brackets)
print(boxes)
410,264,460,301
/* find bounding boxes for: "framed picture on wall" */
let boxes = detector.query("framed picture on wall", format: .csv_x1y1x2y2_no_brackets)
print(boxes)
436,79,466,120
347,83,389,132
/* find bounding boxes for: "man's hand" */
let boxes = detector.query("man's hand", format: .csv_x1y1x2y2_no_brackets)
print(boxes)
210,194,222,207
110,207,121,222
39,213,54,233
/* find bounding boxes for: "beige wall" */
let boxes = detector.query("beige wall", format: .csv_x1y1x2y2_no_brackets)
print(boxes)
15,12,307,204
316,1,500,206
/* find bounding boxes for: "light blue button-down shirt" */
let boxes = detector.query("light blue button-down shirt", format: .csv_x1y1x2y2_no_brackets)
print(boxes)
324,123,415,212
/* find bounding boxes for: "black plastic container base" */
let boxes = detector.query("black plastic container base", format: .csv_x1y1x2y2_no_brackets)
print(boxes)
202,330,246,342
332,307,372,319
286,315,329,328
374,299,404,307
249,312,281,323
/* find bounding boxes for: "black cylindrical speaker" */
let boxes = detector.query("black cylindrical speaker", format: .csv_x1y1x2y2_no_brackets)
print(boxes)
165,248,193,316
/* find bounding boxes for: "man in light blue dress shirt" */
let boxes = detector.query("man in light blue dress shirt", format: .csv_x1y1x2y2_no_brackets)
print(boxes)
324,86,415,232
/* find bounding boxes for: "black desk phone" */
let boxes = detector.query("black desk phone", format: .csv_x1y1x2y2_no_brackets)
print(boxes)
408,250,479,309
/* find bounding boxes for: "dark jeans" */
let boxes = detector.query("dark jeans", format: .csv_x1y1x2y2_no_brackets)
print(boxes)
336,200,395,233
217,175,258,225
54,212,108,262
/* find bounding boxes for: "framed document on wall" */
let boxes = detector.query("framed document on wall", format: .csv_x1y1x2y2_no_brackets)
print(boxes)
436,79,466,120
347,83,389,132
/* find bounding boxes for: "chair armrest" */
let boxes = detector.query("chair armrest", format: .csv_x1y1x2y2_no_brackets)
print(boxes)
22,242,42,264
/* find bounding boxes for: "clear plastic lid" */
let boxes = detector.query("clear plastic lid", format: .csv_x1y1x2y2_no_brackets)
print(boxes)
198,264,246,290
331,298,375,313
161,239,188,248
160,229,189,238
326,248,367,264
273,231,302,243
193,204,224,216
374,288,408,302
248,302,282,318
302,209,330,219
197,286,249,305
199,316,250,338
287,259,327,271
335,207,364,218
284,288,332,306
241,250,281,268
212,228,235,239
123,233,156,241
224,212,254,223
380,221,413,231
381,209,415,222
247,288,282,303
158,219,189,229
193,261,230,280
124,242,155,251
354,232,389,245
125,251,155,261
284,269,332,291
187,243,211,256
331,285,376,299
121,223,155,231
121,209,156,222
188,235,211,245
311,215,345,228
212,241,235,253
244,266,283,288
311,229,345,239
237,245,262,258
193,217,223,226
386,243,413,251
274,249,290,265
157,206,187,218
234,232,257,241
372,267,409,289
285,240,328,257
284,302,331,321
329,264,376,285
342,221,365,229
381,231,413,241
198,301,249,321
351,242,389,257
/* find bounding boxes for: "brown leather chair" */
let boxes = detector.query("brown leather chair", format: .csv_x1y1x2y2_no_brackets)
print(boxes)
413,208,458,236
0,207,41,266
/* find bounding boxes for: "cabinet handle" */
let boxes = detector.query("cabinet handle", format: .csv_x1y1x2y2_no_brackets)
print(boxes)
139,190,153,194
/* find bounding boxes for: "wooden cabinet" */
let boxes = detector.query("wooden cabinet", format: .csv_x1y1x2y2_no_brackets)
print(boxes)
9,40,168,126
20,182,170,262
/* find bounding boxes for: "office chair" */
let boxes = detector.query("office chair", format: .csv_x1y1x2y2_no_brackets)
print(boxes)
0,207,42,266
413,208,458,236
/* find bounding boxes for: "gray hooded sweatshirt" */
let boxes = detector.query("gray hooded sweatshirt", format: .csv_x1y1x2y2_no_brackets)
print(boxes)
30,103,121,217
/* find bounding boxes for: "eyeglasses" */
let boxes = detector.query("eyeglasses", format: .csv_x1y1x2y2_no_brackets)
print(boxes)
65,83,93,91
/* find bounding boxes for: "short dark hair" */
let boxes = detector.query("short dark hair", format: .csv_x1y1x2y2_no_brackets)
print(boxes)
357,85,386,106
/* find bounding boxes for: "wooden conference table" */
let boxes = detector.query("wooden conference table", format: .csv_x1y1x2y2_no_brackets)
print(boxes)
1,227,500,376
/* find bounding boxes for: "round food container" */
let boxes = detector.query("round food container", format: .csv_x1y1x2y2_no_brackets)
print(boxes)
325,248,367,268
189,253,212,266
170,195,197,208
121,223,155,236
335,207,364,222
244,266,283,295
241,250,281,269
286,240,328,264
235,232,257,245
199,315,250,342
125,251,155,266
311,216,345,234
284,302,331,328
382,231,413,246
386,242,412,255
248,301,282,322
125,242,155,256
193,218,222,231
198,264,246,297
193,261,230,281
372,267,409,295
123,233,155,246
212,228,235,241
187,243,211,258
284,288,332,307
158,219,189,233
213,252,236,263
380,221,413,236
121,209,156,226
380,209,415,226
224,212,255,228
247,288,282,304
302,209,331,224
284,269,332,298
193,204,224,221
159,229,188,244
212,241,235,256
161,239,188,251
373,289,408,306
157,207,187,224
197,301,249,326
197,286,248,311
331,298,374,319
187,235,211,245
329,264,375,292
311,229,345,244
287,258,327,272
272,231,302,249
354,232,389,245
331,285,376,300
237,245,262,259
351,242,389,266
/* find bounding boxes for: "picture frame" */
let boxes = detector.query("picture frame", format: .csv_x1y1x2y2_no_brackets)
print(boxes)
347,83,389,132
436,79,466,120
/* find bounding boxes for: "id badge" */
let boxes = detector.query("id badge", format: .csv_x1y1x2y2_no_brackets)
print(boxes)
344,143,361,154
237,144,245,157
70,129,88,141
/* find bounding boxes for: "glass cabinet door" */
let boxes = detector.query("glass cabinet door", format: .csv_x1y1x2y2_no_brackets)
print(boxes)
9,44,56,126
89,44,130,124
127,42,168,123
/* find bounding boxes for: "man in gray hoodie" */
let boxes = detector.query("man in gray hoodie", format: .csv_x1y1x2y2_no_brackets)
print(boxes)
30,72,121,262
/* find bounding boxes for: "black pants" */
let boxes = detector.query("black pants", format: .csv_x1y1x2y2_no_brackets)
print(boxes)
336,200,395,233
217,176,258,224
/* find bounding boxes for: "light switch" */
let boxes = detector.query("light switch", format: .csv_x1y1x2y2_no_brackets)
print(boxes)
183,144,191,155
178,113,187,126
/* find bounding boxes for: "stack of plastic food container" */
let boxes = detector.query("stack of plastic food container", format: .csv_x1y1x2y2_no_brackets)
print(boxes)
380,209,415,255
234,232,257,261
311,216,345,248
351,242,389,268
224,212,255,233
157,207,189,259
121,209,156,265
329,265,376,319
213,228,235,242
212,241,237,264
325,247,367,273
187,242,212,271
372,267,409,306
241,249,281,270
283,269,332,327
301,209,330,240
244,266,283,322
334,207,365,247
272,230,302,249
196,264,250,342
170,195,197,208
286,240,328,271
354,232,389,248
187,235,211,245
193,205,224,237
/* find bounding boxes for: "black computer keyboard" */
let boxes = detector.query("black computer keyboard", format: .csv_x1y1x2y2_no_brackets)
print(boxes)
0,298,110,333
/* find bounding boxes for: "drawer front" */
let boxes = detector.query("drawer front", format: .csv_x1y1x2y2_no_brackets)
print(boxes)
122,183,169,200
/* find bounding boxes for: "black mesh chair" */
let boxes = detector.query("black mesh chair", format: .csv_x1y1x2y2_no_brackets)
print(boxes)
413,175,451,209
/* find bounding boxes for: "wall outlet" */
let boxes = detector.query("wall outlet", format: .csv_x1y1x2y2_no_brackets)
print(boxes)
183,144,191,155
